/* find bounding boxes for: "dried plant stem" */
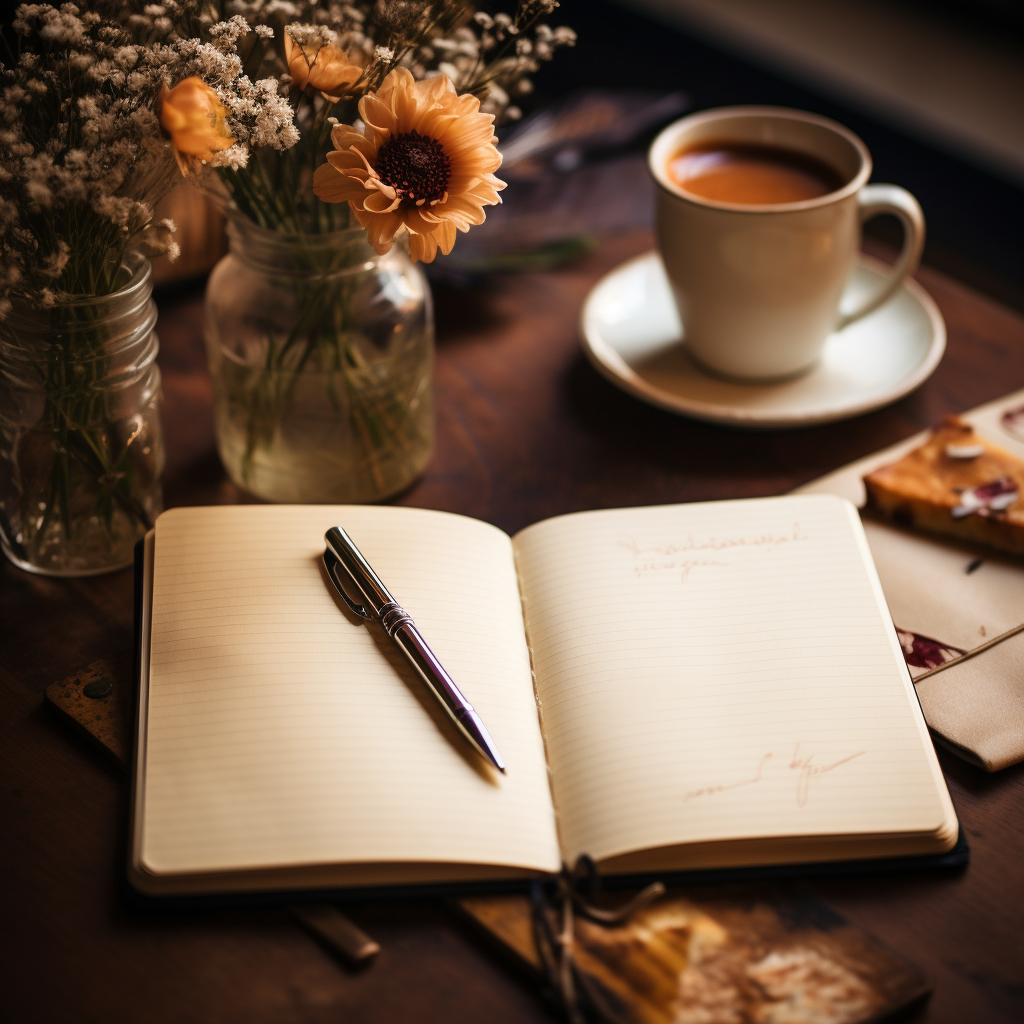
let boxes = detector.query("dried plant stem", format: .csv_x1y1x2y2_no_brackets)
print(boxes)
28,310,153,557
220,236,428,496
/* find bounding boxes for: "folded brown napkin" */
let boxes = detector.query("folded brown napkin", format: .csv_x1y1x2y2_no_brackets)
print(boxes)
797,388,1024,771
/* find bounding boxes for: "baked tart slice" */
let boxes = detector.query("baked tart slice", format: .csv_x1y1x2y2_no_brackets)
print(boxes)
863,416,1024,555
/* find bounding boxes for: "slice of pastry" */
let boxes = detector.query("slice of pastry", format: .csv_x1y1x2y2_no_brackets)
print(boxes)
863,416,1024,555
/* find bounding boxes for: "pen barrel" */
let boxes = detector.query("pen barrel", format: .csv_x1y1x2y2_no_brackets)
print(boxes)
392,622,474,717
324,527,505,771
393,621,505,773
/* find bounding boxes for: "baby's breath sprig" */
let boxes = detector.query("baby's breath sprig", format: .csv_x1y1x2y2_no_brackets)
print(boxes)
156,0,573,233
0,2,297,568
461,3,576,120
0,2,294,314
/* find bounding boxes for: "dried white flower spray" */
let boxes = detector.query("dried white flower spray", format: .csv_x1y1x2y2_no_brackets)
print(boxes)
0,1,295,311
148,0,575,234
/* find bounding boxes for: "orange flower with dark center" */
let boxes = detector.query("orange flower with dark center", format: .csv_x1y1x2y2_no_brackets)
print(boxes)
312,69,505,263
375,131,451,204
159,78,234,168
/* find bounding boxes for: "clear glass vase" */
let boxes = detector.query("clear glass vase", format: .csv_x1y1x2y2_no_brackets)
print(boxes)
0,253,164,576
205,218,435,504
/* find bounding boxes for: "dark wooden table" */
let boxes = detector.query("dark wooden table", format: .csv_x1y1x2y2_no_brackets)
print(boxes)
4,230,1024,1023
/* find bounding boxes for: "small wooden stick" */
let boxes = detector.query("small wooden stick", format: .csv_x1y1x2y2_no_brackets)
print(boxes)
290,904,381,964
912,621,1024,682
46,656,383,966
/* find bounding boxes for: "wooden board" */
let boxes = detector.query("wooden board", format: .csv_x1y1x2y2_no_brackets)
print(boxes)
47,656,930,1023
458,891,929,1023
46,654,133,766
10,220,1024,1024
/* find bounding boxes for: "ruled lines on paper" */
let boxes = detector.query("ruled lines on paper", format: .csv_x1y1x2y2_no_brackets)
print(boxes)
142,505,560,877
513,496,953,867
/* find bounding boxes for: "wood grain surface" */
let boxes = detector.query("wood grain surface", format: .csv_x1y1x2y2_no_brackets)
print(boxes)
4,229,1024,1023
457,888,931,1024
43,657,932,1023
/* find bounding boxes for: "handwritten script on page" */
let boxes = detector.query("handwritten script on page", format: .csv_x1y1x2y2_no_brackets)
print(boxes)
682,746,867,808
514,496,951,866
619,523,808,583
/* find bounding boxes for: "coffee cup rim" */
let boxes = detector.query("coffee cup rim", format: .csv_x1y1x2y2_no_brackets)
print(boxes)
648,105,872,213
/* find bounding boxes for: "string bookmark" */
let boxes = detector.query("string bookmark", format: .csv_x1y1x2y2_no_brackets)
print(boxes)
530,856,665,1024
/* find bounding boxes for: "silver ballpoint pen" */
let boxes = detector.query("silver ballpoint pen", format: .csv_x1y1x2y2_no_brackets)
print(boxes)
323,526,506,774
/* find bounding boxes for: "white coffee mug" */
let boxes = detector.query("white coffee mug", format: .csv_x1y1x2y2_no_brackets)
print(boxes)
648,107,925,381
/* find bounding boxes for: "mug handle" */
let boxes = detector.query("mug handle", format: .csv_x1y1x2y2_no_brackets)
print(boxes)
836,184,925,331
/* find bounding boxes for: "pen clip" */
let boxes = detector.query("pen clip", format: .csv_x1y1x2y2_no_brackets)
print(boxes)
323,551,371,620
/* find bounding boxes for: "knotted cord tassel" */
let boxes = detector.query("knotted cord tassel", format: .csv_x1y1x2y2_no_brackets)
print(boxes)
530,857,666,1023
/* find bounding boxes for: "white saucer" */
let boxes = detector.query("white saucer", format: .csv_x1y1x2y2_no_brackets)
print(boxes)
580,251,946,429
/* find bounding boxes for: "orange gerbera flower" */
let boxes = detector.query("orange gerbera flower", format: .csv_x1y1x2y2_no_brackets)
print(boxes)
284,31,363,98
312,69,506,263
159,78,234,169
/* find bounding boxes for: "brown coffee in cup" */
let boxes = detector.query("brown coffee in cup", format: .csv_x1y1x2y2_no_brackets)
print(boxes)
667,142,846,206
650,107,925,379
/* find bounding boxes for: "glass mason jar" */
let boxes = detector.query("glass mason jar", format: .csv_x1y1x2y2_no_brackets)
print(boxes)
0,253,164,576
205,218,434,503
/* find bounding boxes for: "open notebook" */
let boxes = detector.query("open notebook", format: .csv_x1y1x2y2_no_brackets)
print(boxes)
130,497,958,895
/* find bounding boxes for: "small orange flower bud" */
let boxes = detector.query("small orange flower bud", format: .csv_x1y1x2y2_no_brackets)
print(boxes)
159,78,235,165
283,31,363,98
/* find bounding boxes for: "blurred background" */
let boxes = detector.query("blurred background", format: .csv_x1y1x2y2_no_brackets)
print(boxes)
8,1,1020,310
520,0,1024,311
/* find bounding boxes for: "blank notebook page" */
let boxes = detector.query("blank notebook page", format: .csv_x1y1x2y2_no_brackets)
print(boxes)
513,495,954,867
141,505,560,878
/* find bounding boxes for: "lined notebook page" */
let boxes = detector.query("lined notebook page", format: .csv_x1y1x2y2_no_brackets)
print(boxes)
513,495,954,867
141,505,560,878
